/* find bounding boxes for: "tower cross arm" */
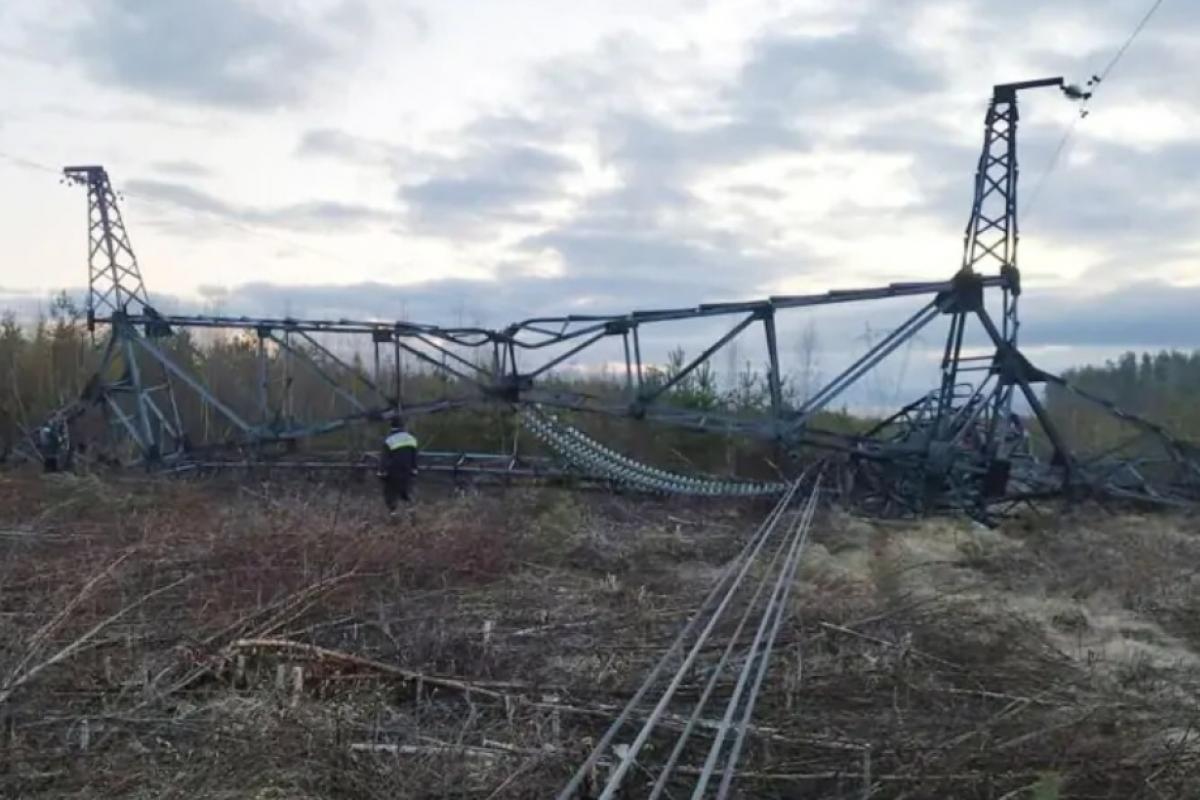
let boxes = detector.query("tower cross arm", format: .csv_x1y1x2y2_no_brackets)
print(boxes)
992,77,1064,102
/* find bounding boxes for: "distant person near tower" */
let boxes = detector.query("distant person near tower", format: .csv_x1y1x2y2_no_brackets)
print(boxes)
379,414,418,513
38,422,63,473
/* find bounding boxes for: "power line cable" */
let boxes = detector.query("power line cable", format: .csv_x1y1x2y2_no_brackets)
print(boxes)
1022,0,1167,219
1097,0,1166,83
1023,115,1081,218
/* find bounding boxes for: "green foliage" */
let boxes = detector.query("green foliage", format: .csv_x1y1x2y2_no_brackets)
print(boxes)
1045,348,1200,446
1030,771,1062,800
0,302,100,457
640,346,722,411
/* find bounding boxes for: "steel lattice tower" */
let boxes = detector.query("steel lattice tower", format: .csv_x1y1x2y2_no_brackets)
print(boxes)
959,80,1057,346
63,165,152,330
61,165,185,464
921,79,1070,509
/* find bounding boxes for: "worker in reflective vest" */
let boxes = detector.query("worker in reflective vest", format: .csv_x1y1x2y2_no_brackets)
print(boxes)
379,416,418,512
38,422,62,473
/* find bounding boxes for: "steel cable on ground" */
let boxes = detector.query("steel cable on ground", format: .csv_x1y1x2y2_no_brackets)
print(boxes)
555,478,806,800
592,488,811,800
689,478,821,799
713,479,822,798
645,478,820,799
558,478,823,799
595,483,816,800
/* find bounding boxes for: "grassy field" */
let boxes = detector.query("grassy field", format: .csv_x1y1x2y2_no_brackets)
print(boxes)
1,470,1199,798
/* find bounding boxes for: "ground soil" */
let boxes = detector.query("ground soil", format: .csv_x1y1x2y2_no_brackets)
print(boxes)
1,470,1199,798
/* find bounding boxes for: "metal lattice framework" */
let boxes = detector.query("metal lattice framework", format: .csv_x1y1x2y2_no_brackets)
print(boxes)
41,78,1200,519
64,165,153,327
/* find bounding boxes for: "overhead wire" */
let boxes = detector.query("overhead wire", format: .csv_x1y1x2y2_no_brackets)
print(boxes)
1096,0,1166,83
1023,0,1167,218
1022,116,1081,219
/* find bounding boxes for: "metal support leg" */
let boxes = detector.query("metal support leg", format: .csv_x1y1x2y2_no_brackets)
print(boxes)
622,331,634,399
394,337,403,409
373,339,381,387
283,330,294,427
632,326,644,391
257,330,270,426
763,311,783,420
974,308,1074,482
934,312,967,433
122,332,158,461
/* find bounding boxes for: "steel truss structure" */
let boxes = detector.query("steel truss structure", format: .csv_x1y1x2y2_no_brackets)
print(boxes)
45,78,1200,519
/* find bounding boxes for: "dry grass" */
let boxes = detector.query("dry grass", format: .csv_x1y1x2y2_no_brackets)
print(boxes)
1,470,1199,798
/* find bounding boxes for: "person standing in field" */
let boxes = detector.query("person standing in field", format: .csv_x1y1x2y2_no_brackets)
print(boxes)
379,415,418,513
38,422,62,473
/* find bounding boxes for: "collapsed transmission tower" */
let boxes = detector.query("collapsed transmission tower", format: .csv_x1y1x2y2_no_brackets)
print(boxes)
61,166,184,463
40,79,1200,519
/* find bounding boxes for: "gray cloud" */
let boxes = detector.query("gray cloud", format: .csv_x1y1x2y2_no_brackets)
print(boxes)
353,28,929,256
296,128,406,167
70,0,371,108
1022,139,1200,239
126,178,396,233
398,145,579,236
733,30,942,121
1022,281,1200,350
151,159,214,178
285,24,948,294
522,227,766,289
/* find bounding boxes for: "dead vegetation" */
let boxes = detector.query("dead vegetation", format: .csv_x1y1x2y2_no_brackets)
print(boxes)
1,470,1199,798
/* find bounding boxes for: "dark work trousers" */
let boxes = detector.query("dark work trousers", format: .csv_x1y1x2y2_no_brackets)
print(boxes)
382,470,412,511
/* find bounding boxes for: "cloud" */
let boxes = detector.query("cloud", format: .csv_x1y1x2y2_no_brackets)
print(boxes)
126,178,396,233
151,160,214,178
70,0,372,108
373,27,944,253
1022,281,1200,350
296,128,406,167
1022,139,1200,240
521,226,765,289
484,31,909,294
733,30,942,121
398,144,579,236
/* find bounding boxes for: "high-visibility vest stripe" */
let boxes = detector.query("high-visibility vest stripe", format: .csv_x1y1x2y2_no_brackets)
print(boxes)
385,432,418,450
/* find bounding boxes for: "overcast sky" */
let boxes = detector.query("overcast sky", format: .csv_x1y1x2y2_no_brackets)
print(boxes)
0,0,1197,384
